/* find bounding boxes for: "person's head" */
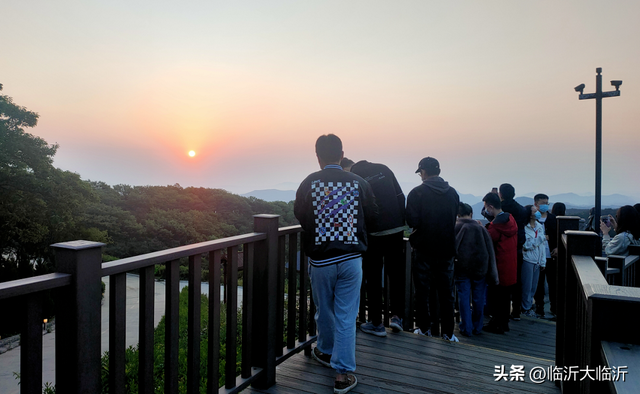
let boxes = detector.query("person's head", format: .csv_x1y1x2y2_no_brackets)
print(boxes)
315,134,343,167
483,192,502,217
634,203,640,215
524,204,541,222
552,202,566,216
458,202,473,219
415,157,440,181
534,193,550,213
499,183,515,201
340,157,355,172
615,205,640,239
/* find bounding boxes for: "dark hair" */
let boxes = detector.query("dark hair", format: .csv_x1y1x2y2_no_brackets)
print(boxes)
458,202,473,217
315,134,343,163
552,202,566,216
499,183,515,201
616,205,640,239
534,193,549,203
634,203,640,215
524,204,534,219
340,157,355,169
483,192,501,210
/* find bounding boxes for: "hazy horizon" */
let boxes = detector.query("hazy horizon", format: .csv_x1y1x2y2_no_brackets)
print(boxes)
3,1,639,199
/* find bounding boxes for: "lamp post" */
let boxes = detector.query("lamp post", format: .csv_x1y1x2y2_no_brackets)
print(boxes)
574,67,622,231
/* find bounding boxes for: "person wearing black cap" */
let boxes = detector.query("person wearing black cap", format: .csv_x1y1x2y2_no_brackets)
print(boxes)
406,157,460,342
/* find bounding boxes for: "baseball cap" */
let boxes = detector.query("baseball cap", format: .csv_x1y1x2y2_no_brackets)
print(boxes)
415,157,440,173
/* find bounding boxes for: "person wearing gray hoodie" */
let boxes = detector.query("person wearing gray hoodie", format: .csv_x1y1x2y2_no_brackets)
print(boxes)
406,157,460,342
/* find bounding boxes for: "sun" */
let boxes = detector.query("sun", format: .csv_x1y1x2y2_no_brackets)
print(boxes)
188,150,196,157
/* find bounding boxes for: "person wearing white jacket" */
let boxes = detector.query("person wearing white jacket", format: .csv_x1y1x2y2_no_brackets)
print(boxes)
521,205,546,318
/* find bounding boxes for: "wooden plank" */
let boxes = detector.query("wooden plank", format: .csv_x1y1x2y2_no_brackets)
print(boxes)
276,236,285,357
0,273,71,300
286,233,297,349
226,246,238,389
601,341,639,394
139,266,155,394
102,233,266,276
165,259,180,394
242,243,254,379
20,294,43,394
109,273,126,394
188,254,202,394
208,250,222,394
247,324,560,394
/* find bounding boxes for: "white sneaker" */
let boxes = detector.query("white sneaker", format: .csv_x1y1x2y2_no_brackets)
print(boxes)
413,328,432,337
443,334,459,342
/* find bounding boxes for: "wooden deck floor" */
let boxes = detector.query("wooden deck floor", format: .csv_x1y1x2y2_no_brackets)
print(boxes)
246,316,559,394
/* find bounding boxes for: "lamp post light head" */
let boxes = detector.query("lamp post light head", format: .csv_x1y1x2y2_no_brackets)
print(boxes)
611,80,622,91
574,83,585,94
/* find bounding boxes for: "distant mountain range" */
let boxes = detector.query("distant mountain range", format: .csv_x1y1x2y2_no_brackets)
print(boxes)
241,189,296,202
241,189,638,219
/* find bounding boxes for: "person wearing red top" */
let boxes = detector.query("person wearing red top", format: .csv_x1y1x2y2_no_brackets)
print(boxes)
482,192,518,334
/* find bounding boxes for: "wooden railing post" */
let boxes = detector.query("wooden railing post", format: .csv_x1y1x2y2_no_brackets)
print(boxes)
20,293,43,394
556,230,599,393
251,214,279,389
554,215,580,384
51,240,104,394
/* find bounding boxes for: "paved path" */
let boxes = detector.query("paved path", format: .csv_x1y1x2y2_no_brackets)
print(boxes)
0,274,232,394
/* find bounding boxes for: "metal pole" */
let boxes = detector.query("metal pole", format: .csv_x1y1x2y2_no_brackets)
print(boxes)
595,68,602,231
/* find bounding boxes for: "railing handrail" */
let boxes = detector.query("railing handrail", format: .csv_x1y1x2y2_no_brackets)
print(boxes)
278,225,302,235
0,272,72,300
101,232,267,276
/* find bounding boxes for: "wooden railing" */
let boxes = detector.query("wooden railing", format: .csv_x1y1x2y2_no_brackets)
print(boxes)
555,217,640,393
0,214,317,394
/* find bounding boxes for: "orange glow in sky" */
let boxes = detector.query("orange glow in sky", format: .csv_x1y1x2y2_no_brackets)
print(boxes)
2,1,640,198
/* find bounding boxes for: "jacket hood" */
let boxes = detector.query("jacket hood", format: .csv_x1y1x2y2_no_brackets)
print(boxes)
491,212,518,237
422,176,450,194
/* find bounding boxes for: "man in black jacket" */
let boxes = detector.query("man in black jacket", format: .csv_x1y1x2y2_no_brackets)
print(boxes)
499,183,527,321
342,158,407,335
294,134,376,393
406,157,460,342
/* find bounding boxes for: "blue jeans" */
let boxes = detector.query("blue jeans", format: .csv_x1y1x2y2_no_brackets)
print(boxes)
455,276,486,335
521,260,540,311
309,256,363,374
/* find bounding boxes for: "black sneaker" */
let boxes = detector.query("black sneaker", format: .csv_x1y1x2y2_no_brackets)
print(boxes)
312,347,332,368
389,316,403,332
334,374,357,394
510,313,521,321
483,324,505,334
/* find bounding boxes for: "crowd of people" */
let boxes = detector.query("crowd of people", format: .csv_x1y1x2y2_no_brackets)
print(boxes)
293,133,640,394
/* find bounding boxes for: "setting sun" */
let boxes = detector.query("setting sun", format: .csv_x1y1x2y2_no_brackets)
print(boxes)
188,150,196,157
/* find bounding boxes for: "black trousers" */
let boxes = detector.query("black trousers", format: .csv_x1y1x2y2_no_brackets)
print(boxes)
488,284,514,329
412,249,455,337
509,249,524,315
362,232,405,325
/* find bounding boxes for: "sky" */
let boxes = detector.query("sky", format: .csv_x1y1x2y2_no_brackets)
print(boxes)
2,1,640,199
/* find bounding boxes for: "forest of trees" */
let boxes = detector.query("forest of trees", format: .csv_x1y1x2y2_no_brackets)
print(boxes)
0,84,298,337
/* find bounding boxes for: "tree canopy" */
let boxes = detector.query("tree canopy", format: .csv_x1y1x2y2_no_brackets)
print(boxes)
0,84,97,279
